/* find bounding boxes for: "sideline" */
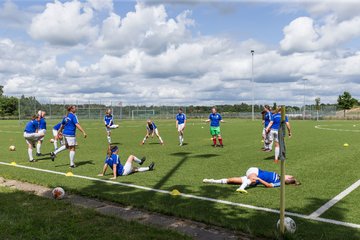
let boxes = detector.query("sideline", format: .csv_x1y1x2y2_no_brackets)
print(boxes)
315,125,360,133
0,161,359,229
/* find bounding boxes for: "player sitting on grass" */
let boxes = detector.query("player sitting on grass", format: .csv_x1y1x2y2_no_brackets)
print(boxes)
23,115,45,162
205,107,225,147
104,109,119,144
141,119,164,145
203,167,300,193
97,145,155,179
265,107,292,163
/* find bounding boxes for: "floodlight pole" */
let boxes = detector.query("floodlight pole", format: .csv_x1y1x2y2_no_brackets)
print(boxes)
280,105,286,236
303,78,307,120
251,50,255,121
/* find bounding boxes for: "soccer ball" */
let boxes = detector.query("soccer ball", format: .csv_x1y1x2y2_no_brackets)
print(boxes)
50,138,55,143
277,217,296,234
9,145,16,151
52,187,65,200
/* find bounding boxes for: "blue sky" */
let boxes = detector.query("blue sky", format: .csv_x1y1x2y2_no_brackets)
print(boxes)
1,0,360,106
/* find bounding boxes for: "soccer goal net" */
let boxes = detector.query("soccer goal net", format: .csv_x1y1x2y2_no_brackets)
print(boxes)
131,109,155,120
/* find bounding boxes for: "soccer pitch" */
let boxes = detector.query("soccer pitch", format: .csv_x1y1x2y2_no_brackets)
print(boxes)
1,119,359,239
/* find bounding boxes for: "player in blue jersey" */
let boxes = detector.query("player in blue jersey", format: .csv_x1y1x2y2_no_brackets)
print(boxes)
104,109,119,144
97,145,155,179
205,107,225,147
141,119,164,145
261,105,273,151
176,108,187,146
23,115,44,162
36,110,47,156
265,107,292,163
52,121,63,150
50,105,87,168
203,167,300,193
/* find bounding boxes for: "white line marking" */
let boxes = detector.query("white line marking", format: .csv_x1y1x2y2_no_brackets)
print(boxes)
309,179,360,218
315,125,360,133
1,162,359,229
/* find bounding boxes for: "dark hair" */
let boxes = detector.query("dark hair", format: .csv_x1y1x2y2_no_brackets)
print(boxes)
31,114,38,120
264,105,271,111
107,145,118,157
179,107,183,111
67,105,75,112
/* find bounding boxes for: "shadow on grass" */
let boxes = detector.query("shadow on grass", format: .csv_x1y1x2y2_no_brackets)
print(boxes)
54,160,95,168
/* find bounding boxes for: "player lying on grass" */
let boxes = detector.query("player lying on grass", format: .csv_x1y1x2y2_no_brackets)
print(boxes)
97,145,155,179
203,167,300,193
265,107,292,162
104,109,119,144
23,115,45,162
141,119,164,145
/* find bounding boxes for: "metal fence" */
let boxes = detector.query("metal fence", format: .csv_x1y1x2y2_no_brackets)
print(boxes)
7,96,342,121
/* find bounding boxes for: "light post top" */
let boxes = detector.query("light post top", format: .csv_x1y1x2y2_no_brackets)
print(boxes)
251,50,255,54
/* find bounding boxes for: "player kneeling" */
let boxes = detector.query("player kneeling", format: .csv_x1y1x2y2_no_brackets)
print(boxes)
203,167,300,193
97,145,155,180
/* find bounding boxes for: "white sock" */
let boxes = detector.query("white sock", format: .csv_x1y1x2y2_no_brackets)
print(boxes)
54,140,58,150
69,151,75,166
133,156,141,164
211,178,228,184
107,136,111,143
268,141,273,150
238,177,251,190
159,136,163,143
179,136,182,143
36,143,41,153
28,148,33,160
54,145,66,155
138,167,149,172
275,147,280,160
143,137,147,142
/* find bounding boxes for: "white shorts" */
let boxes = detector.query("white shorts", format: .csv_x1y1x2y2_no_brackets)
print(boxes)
106,125,119,132
122,162,133,176
246,167,259,177
38,129,46,141
148,128,159,135
178,123,185,132
269,129,279,143
64,136,76,147
24,132,43,145
52,129,58,137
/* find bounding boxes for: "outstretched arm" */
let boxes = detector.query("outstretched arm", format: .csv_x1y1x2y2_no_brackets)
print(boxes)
256,177,273,188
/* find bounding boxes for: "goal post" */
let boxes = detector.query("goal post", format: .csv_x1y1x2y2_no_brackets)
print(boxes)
131,109,155,120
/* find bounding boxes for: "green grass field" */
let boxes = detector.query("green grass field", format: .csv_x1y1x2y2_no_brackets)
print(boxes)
0,119,360,239
0,186,190,240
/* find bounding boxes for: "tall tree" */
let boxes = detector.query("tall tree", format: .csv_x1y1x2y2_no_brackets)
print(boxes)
337,91,357,117
0,85,3,97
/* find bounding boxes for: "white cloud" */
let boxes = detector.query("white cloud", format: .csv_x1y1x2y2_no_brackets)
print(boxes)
87,0,113,12
29,0,98,46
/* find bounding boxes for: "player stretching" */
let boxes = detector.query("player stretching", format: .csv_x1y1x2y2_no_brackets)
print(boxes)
265,107,292,163
97,145,155,179
36,111,46,156
104,109,119,144
50,105,87,168
52,121,63,151
176,108,186,146
141,119,164,145
205,107,224,147
203,167,300,193
261,105,272,152
23,115,44,162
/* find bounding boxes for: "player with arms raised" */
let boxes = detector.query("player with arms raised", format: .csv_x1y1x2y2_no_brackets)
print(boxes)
176,108,186,146
104,109,119,144
205,107,224,147
50,105,87,168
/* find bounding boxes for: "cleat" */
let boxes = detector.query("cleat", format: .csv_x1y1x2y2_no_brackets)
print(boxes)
236,188,248,194
179,143,183,146
50,152,56,161
140,141,144,145
264,149,272,152
29,159,34,163
202,178,214,183
69,165,76,169
211,144,216,147
220,144,224,148
140,156,146,165
148,162,155,171
274,160,279,164
36,153,42,156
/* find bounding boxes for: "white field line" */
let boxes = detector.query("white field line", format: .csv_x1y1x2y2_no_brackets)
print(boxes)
309,179,360,218
0,162,360,229
315,125,360,133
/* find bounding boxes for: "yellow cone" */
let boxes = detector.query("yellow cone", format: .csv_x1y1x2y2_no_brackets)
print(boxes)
261,140,264,143
65,172,74,177
170,189,181,196
343,143,349,147
10,162,16,165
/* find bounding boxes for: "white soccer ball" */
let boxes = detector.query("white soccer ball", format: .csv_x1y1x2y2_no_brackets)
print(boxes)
50,138,55,143
277,217,296,234
52,187,65,200
9,145,16,151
